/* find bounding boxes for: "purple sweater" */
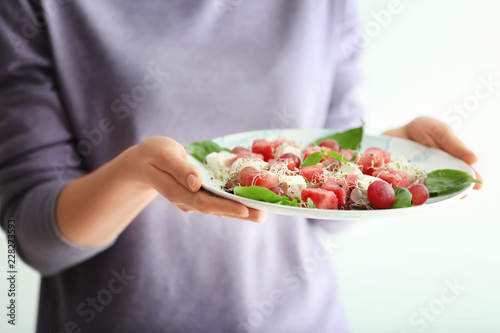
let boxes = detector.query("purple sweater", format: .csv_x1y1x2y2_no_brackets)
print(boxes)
0,1,363,332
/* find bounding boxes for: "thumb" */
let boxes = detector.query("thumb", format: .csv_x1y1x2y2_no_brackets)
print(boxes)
173,155,203,192
150,140,203,192
167,152,203,192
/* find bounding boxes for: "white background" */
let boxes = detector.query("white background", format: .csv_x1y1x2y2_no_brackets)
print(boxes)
1,0,499,332
330,0,500,332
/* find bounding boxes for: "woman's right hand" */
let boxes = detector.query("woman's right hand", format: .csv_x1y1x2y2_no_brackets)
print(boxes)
133,136,266,223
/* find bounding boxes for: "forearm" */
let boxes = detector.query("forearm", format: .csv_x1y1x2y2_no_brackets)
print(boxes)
56,145,158,247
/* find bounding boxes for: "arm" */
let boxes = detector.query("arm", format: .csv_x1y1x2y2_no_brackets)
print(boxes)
57,137,265,248
0,2,263,276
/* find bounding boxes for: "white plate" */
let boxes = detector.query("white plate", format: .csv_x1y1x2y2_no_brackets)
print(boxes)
187,128,477,220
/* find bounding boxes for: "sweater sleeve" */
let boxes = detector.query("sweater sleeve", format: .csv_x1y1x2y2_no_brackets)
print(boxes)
310,0,366,232
0,1,114,276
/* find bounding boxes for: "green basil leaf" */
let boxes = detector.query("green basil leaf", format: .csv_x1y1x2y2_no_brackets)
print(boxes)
234,186,300,207
307,197,316,209
186,140,230,163
426,169,480,196
301,151,324,167
392,187,412,209
326,150,348,163
311,124,364,150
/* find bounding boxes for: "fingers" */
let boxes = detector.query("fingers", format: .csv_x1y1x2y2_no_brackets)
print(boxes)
428,123,482,190
428,124,482,193
149,165,250,216
177,204,195,213
213,208,267,223
406,117,478,164
149,140,203,192
382,126,407,139
427,121,478,165
247,208,267,222
140,137,267,223
177,201,266,223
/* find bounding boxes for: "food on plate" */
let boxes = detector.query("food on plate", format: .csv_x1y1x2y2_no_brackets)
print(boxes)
186,125,480,210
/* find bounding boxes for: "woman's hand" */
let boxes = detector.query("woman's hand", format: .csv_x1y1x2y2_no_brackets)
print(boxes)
383,116,483,190
134,136,266,222
57,136,266,248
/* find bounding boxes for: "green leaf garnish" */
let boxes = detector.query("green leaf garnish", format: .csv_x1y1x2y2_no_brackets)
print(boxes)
326,150,348,163
392,187,412,209
307,197,316,209
234,186,300,207
426,169,480,197
301,151,324,167
310,124,364,150
186,140,230,163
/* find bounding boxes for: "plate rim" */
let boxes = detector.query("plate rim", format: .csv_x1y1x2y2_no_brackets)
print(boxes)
189,128,477,220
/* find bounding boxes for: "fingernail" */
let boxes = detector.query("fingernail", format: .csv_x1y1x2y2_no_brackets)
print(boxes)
256,215,266,223
187,174,198,191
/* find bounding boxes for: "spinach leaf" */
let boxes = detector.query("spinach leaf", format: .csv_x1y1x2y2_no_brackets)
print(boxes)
392,187,412,209
426,169,480,197
326,150,348,163
301,150,347,168
234,186,300,207
186,140,230,163
301,151,324,167
310,124,364,150
307,198,316,209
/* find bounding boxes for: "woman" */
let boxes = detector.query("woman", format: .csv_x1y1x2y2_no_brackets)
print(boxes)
0,1,481,332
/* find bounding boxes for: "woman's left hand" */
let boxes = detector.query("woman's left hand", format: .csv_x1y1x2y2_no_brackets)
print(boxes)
383,116,483,190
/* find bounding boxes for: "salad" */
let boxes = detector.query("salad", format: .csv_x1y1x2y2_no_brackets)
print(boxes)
187,126,479,210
